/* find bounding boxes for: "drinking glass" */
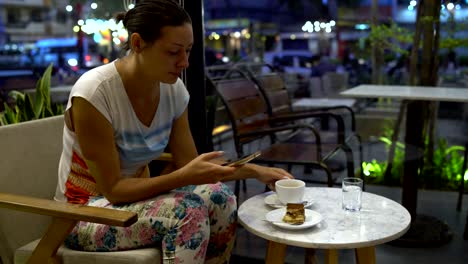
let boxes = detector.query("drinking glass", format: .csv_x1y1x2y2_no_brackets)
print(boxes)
342,177,363,211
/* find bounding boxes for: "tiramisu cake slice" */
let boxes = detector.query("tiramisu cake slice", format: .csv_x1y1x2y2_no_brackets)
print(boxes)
282,203,305,224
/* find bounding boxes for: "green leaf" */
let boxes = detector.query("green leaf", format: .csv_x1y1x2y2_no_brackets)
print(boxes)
34,63,53,118
34,77,44,119
8,90,25,102
39,63,53,109
3,103,18,124
15,93,27,122
24,94,36,120
51,103,64,115
0,113,6,126
44,106,54,118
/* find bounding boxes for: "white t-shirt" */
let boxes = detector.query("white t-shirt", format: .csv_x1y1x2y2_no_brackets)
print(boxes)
54,61,189,204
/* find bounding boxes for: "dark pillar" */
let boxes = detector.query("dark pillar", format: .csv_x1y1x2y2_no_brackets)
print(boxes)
183,0,209,153
402,101,425,219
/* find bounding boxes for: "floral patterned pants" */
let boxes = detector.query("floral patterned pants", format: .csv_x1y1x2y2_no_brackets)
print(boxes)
64,182,238,264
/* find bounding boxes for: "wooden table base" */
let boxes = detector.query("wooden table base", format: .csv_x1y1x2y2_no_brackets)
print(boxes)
265,241,287,264
266,241,376,264
354,247,376,264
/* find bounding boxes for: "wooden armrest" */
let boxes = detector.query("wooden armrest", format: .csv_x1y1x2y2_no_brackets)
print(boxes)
156,152,173,162
0,193,137,227
0,192,139,264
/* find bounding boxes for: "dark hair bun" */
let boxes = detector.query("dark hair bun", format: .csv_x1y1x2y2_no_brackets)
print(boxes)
114,12,126,26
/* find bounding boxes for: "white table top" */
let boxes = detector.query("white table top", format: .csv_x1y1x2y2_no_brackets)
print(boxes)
292,98,357,109
238,187,411,249
340,84,468,102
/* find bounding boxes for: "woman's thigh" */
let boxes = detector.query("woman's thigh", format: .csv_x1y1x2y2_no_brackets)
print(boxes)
65,191,210,252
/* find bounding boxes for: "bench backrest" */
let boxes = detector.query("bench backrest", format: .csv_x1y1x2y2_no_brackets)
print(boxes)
253,73,293,116
214,77,271,156
0,115,64,264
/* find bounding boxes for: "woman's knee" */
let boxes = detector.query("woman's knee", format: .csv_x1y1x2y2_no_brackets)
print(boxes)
178,193,210,224
167,193,210,250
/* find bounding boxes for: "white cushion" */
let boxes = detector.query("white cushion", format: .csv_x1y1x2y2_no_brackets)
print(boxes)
15,239,161,264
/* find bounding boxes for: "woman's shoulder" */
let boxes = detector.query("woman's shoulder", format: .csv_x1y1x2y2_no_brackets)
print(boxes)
77,62,118,85
73,63,120,91
70,62,122,103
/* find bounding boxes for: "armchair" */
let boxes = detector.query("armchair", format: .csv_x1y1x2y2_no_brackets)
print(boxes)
0,116,162,264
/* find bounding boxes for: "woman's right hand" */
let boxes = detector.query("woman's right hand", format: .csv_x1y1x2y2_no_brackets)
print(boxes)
180,151,237,185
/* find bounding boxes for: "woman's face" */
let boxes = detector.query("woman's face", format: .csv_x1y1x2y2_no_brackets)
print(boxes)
140,23,193,84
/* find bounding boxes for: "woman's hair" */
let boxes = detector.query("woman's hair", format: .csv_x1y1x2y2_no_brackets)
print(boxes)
115,0,192,53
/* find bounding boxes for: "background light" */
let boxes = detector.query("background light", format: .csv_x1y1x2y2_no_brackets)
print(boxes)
447,3,455,10
68,58,78,67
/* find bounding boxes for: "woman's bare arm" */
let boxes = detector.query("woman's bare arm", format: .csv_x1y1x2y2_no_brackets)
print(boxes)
71,97,235,204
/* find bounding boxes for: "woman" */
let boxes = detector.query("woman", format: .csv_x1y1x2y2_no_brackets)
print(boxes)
54,0,292,263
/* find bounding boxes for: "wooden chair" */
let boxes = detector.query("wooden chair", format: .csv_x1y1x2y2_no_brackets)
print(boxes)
229,65,363,177
214,77,349,198
235,63,359,133
0,115,162,264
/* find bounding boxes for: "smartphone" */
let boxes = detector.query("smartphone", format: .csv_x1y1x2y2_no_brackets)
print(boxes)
222,151,261,167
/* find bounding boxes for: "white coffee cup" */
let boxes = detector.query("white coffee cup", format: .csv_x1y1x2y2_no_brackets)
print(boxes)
275,179,305,204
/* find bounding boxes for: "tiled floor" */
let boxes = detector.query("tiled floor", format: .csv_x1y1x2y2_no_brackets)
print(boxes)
219,113,468,263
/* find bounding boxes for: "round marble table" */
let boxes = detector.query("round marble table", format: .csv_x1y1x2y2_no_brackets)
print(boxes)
238,187,411,264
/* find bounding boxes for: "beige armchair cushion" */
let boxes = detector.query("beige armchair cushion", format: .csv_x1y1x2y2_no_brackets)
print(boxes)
16,240,160,264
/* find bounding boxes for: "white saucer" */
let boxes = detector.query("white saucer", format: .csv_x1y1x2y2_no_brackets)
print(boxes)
264,193,314,208
265,208,323,230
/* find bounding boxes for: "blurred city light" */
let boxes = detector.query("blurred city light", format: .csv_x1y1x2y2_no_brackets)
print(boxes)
355,24,370,30
66,5,73,12
302,20,335,33
91,3,98,10
68,58,78,67
447,3,454,11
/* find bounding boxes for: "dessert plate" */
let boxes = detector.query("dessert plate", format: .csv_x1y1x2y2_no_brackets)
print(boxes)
265,208,323,230
264,193,314,208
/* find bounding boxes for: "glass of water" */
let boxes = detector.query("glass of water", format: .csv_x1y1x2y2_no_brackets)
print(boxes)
342,177,363,211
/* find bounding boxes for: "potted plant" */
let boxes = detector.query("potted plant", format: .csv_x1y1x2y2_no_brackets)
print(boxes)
0,64,64,125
